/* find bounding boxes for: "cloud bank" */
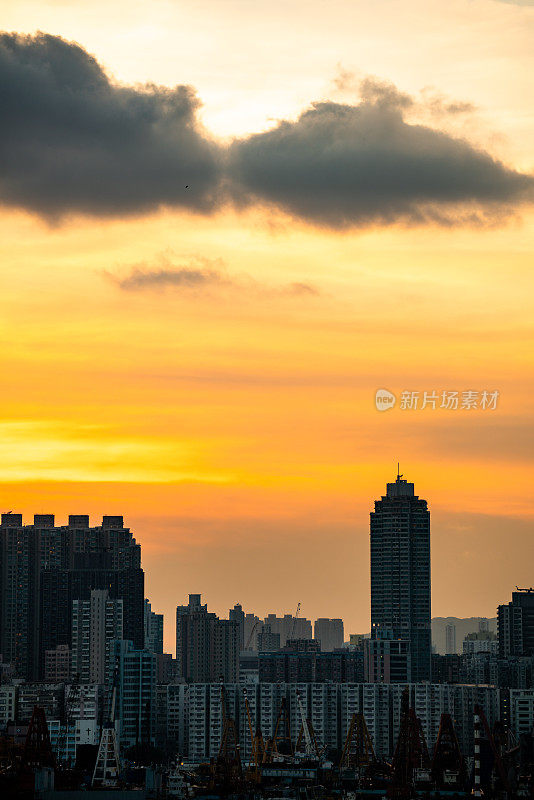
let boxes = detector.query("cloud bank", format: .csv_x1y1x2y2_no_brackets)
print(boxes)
1,32,533,228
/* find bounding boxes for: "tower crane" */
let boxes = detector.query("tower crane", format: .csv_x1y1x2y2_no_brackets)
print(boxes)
295,690,314,757
291,602,301,639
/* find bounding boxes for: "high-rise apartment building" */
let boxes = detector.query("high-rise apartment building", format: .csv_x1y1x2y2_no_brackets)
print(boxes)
314,618,344,651
44,644,71,682
0,514,42,679
257,624,281,653
71,589,123,683
498,589,534,658
144,599,164,654
0,512,144,680
114,640,157,749
176,594,239,683
229,603,245,650
370,472,431,682
364,629,411,683
445,624,457,655
263,614,312,647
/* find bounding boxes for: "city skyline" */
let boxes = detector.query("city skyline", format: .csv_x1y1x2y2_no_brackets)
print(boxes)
1,0,533,654
0,471,515,656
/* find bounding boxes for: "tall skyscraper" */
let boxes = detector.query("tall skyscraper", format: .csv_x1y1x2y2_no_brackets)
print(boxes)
370,472,431,682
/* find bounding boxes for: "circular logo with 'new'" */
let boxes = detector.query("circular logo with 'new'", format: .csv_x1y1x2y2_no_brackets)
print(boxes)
375,389,396,412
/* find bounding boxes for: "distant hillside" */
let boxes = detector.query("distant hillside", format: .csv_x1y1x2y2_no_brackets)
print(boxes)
432,617,497,655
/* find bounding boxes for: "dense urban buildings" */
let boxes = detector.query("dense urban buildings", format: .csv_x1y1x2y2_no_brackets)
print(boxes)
1,498,534,772
0,512,144,680
369,472,432,682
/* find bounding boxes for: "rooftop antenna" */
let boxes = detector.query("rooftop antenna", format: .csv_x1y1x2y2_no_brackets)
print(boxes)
397,463,403,480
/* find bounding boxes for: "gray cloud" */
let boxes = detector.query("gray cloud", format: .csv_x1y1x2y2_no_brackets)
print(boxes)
0,32,222,219
1,32,533,229
108,254,320,297
229,82,534,228
112,257,228,291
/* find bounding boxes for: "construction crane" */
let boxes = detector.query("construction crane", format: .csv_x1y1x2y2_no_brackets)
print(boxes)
18,705,56,794
290,602,301,639
245,620,260,650
56,674,80,767
264,697,293,763
430,713,467,790
339,712,376,771
20,706,56,772
243,688,264,784
473,704,510,798
210,680,242,790
295,690,314,758
92,673,120,788
388,688,431,799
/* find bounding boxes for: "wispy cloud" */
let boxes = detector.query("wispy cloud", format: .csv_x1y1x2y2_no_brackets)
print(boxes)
107,253,320,298
110,256,229,291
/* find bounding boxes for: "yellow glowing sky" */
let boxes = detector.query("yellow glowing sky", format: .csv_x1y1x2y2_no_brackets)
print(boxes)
1,0,534,651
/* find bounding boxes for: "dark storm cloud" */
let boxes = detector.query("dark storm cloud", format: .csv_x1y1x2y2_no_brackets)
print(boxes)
1,33,534,228
0,32,222,218
228,81,534,228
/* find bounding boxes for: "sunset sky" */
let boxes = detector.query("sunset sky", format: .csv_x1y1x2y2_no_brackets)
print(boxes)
1,0,534,652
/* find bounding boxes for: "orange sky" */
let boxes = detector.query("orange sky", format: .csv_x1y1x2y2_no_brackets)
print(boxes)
1,0,534,652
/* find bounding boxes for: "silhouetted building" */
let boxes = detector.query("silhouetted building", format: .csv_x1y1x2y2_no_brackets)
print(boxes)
0,514,42,679
0,512,143,680
364,628,411,683
40,553,144,678
257,624,280,652
431,653,462,684
144,599,164,654
258,648,363,683
370,473,431,681
314,618,344,651
498,589,534,658
263,613,312,647
445,624,457,655
175,594,239,683
229,603,245,650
